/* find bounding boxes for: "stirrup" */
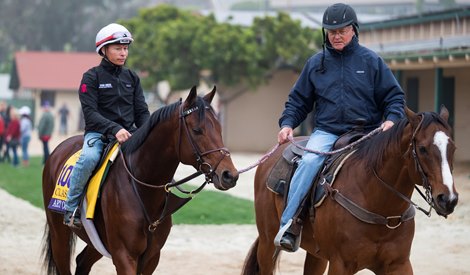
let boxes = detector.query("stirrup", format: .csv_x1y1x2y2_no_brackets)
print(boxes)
64,208,82,229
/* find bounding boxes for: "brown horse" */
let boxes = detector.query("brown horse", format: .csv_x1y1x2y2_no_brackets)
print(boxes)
242,106,458,275
41,86,239,274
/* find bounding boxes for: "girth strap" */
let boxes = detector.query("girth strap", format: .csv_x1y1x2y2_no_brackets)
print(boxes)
329,189,416,229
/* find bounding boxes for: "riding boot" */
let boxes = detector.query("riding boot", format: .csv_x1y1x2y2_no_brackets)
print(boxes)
279,231,297,252
63,208,82,229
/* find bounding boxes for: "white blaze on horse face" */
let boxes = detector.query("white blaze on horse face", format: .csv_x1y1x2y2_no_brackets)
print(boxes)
434,131,455,197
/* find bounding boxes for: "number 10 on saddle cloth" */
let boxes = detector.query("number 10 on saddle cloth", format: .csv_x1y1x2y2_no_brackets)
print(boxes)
48,143,120,219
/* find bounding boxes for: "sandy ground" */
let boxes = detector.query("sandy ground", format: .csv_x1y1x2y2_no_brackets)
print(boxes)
1,133,470,274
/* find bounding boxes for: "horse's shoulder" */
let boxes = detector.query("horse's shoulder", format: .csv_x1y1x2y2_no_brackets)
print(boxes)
54,135,84,155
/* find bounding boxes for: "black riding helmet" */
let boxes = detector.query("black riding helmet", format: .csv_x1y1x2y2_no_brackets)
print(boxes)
316,3,359,73
322,3,359,35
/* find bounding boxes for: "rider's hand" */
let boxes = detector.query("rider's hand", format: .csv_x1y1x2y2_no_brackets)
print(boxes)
381,120,394,132
115,128,132,144
278,127,293,144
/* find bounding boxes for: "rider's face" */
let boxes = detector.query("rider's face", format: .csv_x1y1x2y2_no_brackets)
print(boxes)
326,25,354,51
104,44,129,66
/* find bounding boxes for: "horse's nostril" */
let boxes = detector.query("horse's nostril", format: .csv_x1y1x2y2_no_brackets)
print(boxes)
437,193,458,213
222,170,238,186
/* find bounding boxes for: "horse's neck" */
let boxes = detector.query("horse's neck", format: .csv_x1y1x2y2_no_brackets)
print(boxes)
367,141,416,211
131,124,180,185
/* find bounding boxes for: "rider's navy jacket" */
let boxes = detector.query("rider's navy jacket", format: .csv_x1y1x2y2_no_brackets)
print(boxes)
279,36,405,135
79,59,150,136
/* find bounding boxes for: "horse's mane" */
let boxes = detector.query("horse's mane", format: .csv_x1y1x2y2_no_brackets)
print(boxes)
121,101,180,154
121,96,212,154
351,111,450,170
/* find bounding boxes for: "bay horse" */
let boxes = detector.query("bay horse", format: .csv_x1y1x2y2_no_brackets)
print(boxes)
242,106,458,275
41,86,239,274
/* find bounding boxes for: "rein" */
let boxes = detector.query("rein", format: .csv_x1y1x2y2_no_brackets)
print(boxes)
237,126,383,174
325,115,438,229
119,101,230,234
288,127,383,155
373,113,435,217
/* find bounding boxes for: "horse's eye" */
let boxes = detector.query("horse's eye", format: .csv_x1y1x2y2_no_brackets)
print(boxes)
193,127,203,135
418,146,427,154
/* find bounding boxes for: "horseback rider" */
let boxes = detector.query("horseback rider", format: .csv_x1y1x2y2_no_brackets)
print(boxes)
274,3,405,252
63,23,150,228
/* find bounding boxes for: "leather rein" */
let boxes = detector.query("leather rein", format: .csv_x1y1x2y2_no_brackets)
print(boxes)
374,113,435,216
119,101,230,230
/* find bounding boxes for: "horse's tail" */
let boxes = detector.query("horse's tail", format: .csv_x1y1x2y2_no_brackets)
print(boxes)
41,222,76,275
242,237,260,275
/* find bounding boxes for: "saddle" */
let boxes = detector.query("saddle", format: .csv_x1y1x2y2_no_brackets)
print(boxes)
267,128,365,198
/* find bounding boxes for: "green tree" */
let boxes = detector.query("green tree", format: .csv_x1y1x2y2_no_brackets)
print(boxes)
124,5,320,100
0,0,148,68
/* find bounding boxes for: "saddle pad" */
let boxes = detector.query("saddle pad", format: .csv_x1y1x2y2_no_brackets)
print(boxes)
48,150,82,213
47,143,120,218
85,142,120,219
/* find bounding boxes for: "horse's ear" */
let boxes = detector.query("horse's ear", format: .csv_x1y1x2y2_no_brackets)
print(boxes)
439,104,449,122
203,86,216,104
405,106,420,126
185,86,198,105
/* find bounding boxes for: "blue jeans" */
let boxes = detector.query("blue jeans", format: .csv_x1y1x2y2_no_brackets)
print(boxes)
21,135,30,162
279,129,338,229
64,132,105,212
10,143,19,167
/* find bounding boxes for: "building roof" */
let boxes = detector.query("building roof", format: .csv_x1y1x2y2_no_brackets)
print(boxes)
11,51,100,91
199,10,389,28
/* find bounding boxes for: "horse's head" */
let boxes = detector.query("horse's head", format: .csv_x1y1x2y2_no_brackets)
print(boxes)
406,106,458,217
178,86,239,190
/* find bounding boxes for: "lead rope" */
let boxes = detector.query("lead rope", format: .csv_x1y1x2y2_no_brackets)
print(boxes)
237,126,383,174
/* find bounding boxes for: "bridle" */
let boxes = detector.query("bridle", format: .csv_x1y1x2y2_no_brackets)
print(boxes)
121,101,230,192
327,114,439,229
176,102,231,188
374,113,436,217
118,100,232,236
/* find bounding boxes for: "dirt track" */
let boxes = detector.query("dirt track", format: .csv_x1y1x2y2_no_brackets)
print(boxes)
1,153,469,274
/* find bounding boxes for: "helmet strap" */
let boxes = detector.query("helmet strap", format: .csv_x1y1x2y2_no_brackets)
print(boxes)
316,29,326,74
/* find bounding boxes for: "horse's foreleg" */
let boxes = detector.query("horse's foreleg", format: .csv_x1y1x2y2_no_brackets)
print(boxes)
326,258,357,275
75,244,103,275
372,259,413,275
303,252,327,275
111,251,139,275
141,251,161,275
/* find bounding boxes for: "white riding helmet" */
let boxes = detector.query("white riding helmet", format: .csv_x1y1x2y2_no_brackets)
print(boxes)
19,106,31,116
95,23,133,56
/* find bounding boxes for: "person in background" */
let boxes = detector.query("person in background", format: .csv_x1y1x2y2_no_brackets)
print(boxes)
63,23,150,228
0,111,4,161
0,101,6,161
19,106,32,167
274,3,405,252
5,107,20,167
37,101,54,164
1,104,12,163
58,103,70,135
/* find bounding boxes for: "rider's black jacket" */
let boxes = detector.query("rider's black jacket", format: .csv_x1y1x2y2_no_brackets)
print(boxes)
79,58,150,136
